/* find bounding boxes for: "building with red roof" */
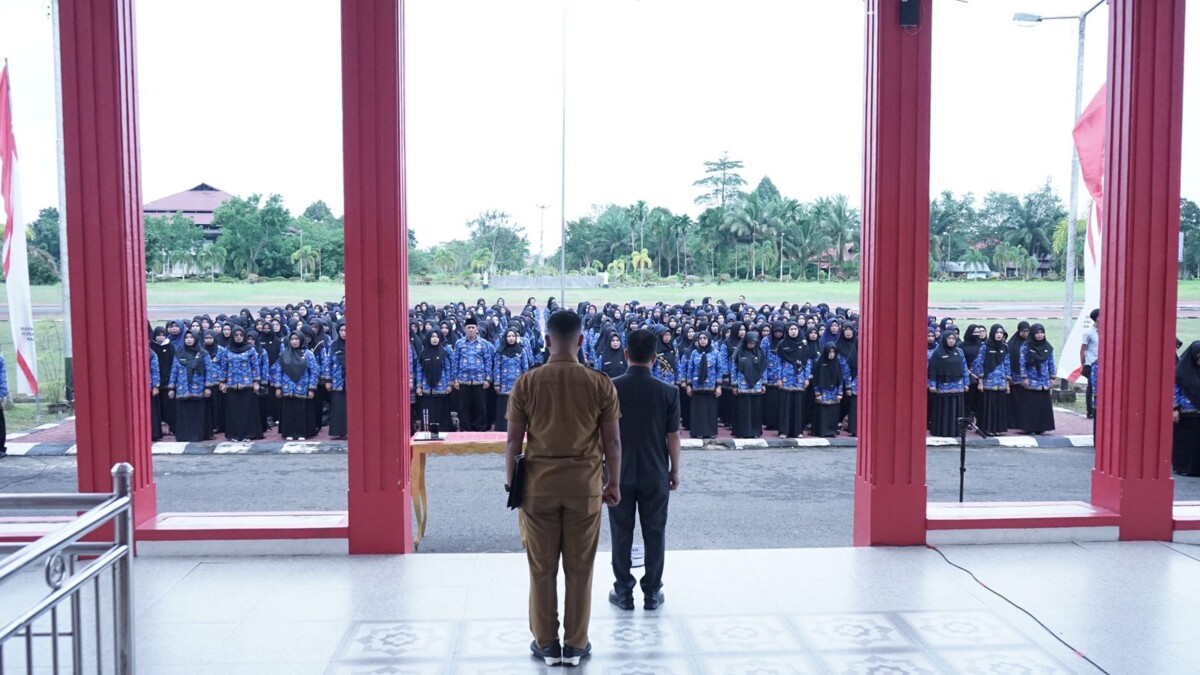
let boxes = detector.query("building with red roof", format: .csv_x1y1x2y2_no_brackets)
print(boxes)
142,182,233,241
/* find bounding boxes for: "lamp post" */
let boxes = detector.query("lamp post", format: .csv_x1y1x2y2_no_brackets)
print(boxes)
536,204,548,267
1013,0,1105,354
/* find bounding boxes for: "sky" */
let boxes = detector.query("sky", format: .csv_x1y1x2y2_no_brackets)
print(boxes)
0,0,1196,253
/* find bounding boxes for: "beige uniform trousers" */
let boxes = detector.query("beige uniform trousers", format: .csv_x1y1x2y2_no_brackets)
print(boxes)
522,494,602,648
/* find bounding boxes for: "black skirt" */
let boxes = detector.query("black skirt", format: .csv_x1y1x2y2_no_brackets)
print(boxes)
689,391,718,439
417,394,451,430
978,389,1009,435
719,384,733,427
279,397,310,439
329,390,348,438
173,398,207,442
964,384,983,422
160,393,175,433
1014,389,1055,434
211,388,226,433
224,389,262,441
150,392,162,441
814,402,841,438
733,393,763,438
1173,414,1200,475
778,389,805,438
843,394,858,436
494,393,510,432
680,386,691,431
763,386,781,431
929,392,965,438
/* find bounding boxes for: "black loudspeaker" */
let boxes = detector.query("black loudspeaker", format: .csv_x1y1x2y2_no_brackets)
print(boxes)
899,0,920,27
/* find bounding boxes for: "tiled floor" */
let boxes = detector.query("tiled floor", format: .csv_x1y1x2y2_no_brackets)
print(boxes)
5,542,1200,673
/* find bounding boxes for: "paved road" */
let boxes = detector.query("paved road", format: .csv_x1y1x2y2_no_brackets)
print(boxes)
4,448,1199,553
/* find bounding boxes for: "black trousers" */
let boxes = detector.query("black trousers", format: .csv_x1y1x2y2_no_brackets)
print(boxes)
1083,364,1095,415
608,485,669,597
460,384,488,431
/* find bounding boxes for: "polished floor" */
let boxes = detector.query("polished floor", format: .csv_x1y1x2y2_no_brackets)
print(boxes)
5,542,1200,673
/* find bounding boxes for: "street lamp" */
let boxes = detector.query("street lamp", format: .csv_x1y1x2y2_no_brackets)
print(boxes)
1013,0,1105,355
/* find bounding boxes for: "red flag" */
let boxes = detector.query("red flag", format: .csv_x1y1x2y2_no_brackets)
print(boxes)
1073,85,1106,205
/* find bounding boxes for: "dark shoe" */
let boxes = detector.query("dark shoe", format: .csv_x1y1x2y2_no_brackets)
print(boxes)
609,589,634,610
644,590,666,610
530,640,562,666
562,642,591,667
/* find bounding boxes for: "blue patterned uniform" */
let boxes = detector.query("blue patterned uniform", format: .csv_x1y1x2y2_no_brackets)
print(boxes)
776,358,812,391
204,348,225,387
687,350,725,392
764,351,782,387
1019,346,1056,391
259,351,272,388
1175,382,1198,413
168,359,211,399
841,357,858,396
812,359,853,404
493,351,529,394
652,354,682,385
416,348,457,395
454,338,494,385
273,351,320,397
0,354,7,399
325,352,346,391
731,360,767,394
928,348,971,393
149,352,159,391
221,348,261,390
409,343,416,404
970,350,1012,390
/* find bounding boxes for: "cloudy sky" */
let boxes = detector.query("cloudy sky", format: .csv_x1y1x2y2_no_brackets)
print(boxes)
1,0,1196,252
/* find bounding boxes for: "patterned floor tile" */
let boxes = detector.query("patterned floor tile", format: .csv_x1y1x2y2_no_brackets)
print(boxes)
685,615,803,653
699,653,822,674
817,651,942,675
583,657,696,674
455,619,535,658
326,663,448,675
938,648,1079,675
336,621,456,661
899,611,1029,648
450,658,552,675
792,613,912,651
589,616,687,655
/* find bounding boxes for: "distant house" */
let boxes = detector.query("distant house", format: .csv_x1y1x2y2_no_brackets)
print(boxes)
935,261,994,280
143,183,233,242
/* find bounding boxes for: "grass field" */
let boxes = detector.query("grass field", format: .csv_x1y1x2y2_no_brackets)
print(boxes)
7,278,1200,309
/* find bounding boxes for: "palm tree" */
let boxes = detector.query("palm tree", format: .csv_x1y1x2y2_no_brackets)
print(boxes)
779,205,830,281
1052,217,1086,279
816,194,860,278
291,244,317,279
195,243,227,282
433,249,456,276
722,192,776,279
631,249,653,283
1020,254,1040,281
962,247,988,279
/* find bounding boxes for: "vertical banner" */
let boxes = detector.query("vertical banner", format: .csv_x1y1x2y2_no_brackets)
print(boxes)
1058,85,1106,382
0,65,40,396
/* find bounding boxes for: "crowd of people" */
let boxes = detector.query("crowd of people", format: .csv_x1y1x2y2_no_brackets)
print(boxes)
138,293,1200,476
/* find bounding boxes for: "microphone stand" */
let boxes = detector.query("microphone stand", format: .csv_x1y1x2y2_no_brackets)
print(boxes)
956,413,990,503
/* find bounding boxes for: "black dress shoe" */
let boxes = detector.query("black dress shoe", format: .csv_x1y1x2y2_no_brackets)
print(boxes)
608,589,634,610
562,641,591,667
530,639,562,666
644,590,666,610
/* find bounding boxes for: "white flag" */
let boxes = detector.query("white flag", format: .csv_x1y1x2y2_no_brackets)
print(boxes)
1059,203,1102,382
1,64,40,396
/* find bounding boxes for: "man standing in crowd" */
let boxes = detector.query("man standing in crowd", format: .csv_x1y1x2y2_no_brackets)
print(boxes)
1081,309,1099,419
609,329,681,611
455,317,495,431
505,310,622,667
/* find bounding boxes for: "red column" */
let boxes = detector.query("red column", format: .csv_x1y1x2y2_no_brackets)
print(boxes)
854,0,932,546
58,0,156,526
1091,0,1185,541
342,0,413,554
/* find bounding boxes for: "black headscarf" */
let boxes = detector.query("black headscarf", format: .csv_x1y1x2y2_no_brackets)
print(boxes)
835,324,858,377
227,326,253,355
175,330,207,387
598,328,627,379
150,326,174,385
1176,341,1200,407
813,343,845,389
419,331,448,389
778,324,806,374
1008,321,1031,374
961,324,983,370
331,322,346,371
280,332,310,382
725,322,745,355
804,327,822,363
733,333,768,389
983,324,1009,376
202,329,220,358
1024,323,1053,368
928,333,966,384
500,329,523,358
693,333,713,385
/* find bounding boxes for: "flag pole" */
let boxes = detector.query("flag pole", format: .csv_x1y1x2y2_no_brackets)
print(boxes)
51,0,74,404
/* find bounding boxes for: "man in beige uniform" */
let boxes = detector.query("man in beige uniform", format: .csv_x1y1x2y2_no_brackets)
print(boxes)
505,309,622,667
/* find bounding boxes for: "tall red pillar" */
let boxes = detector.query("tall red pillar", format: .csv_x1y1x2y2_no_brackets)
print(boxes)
342,0,413,554
58,0,156,526
854,0,932,546
1091,0,1185,541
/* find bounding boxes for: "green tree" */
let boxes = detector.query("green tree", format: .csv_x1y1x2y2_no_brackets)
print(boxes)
693,153,746,210
928,191,977,275
301,200,334,222
290,244,317,279
980,184,1063,262
1180,198,1200,278
466,211,529,273
631,248,653,282
195,243,227,282
753,176,781,203
722,191,776,279
27,207,61,263
214,194,289,277
779,202,829,281
815,194,861,279
1052,216,1086,279
144,212,204,276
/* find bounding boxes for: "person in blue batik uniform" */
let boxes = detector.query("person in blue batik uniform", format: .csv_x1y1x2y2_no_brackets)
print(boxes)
453,318,494,431
167,331,212,442
763,323,786,432
1173,341,1200,476
246,331,272,433
972,324,1011,435
775,323,812,439
492,328,529,432
927,332,971,437
201,329,225,436
1015,323,1056,435
685,332,723,439
274,331,319,440
730,332,768,439
651,327,680,386
325,322,348,439
150,348,162,441
416,330,456,431
836,324,859,436
811,343,846,437
221,326,263,441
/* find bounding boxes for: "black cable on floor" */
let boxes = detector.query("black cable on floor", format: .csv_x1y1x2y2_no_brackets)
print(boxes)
1158,541,1200,564
0,454,51,491
927,545,1111,675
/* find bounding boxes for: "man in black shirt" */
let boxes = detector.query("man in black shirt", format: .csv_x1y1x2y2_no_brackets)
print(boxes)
609,329,681,611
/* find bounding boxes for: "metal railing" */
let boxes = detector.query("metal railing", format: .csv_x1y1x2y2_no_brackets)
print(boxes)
0,463,135,674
